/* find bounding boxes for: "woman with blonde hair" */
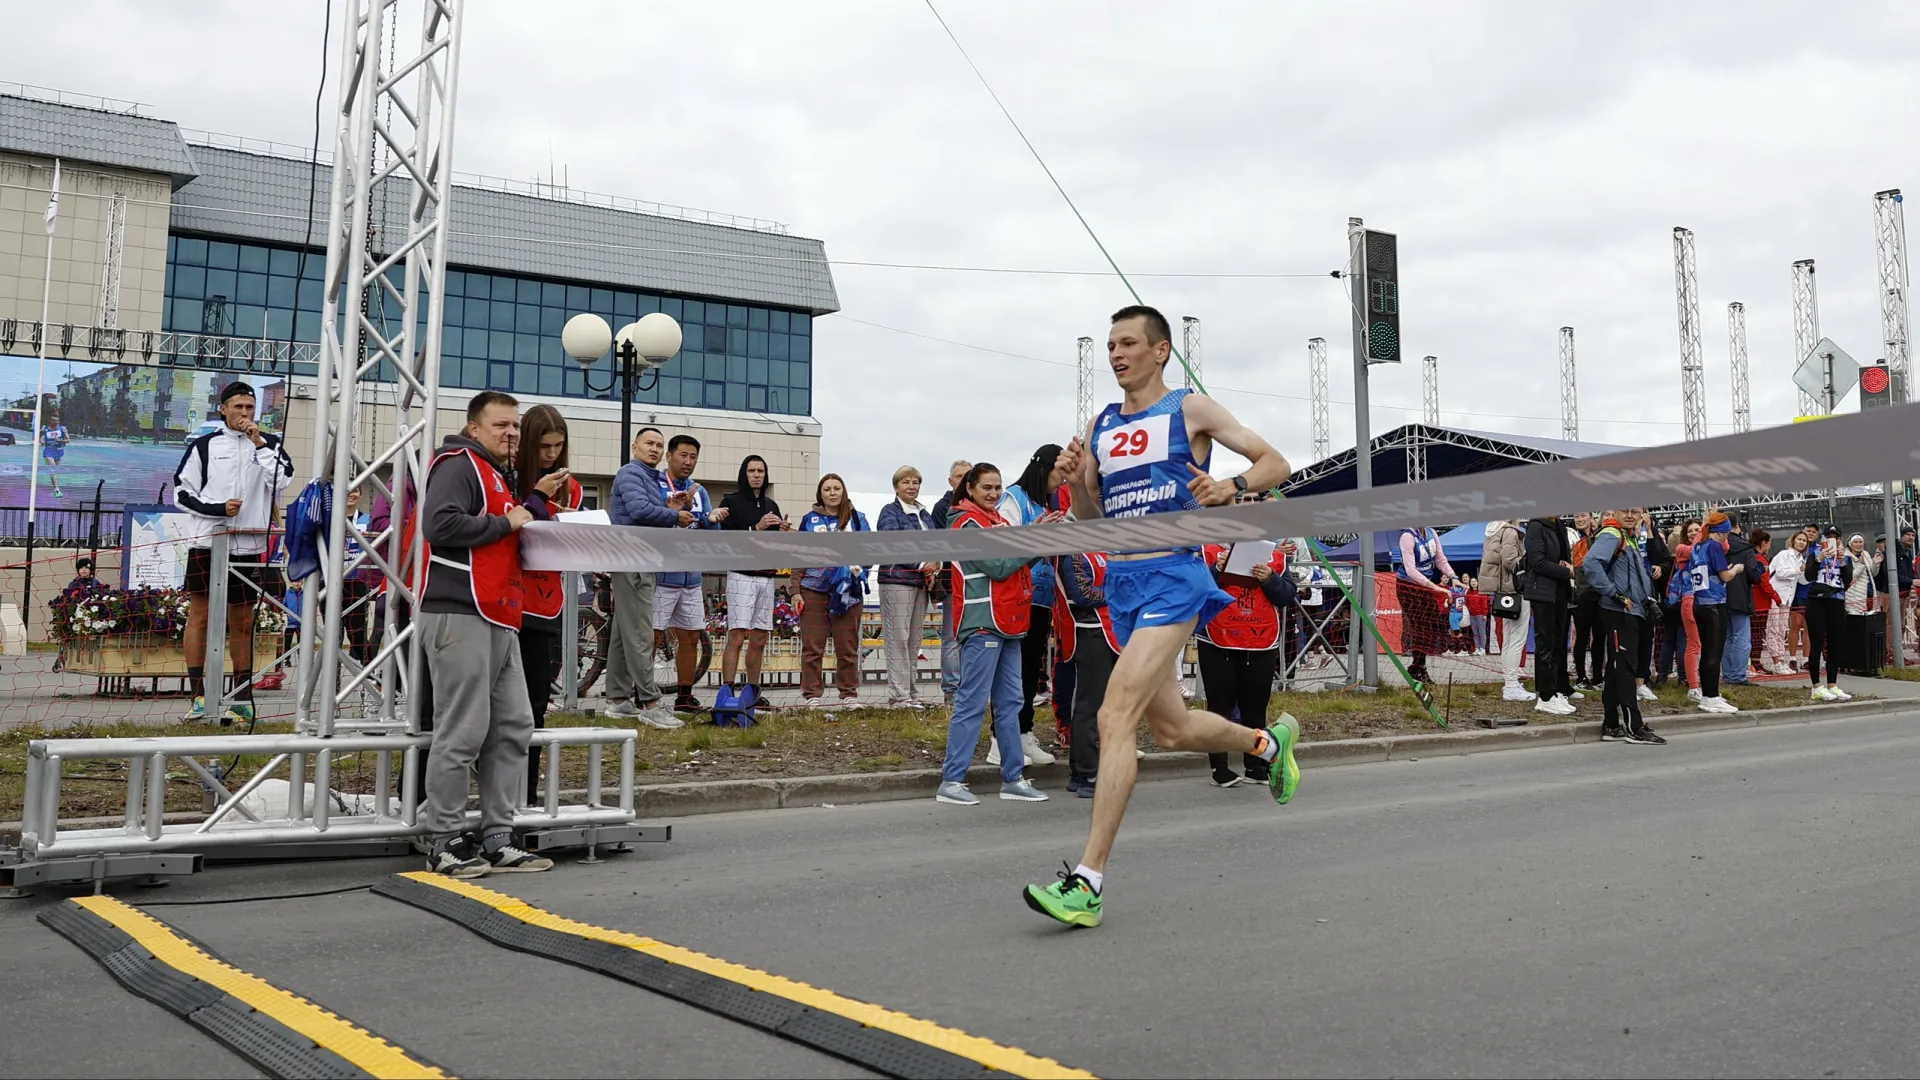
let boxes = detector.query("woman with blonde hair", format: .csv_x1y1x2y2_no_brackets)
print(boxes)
876,465,939,707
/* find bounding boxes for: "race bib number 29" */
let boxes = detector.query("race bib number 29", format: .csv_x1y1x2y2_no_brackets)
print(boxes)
1098,413,1172,475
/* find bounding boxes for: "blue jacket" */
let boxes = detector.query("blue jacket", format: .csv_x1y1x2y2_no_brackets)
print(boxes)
610,460,678,529
1582,525,1654,616
654,471,720,589
876,498,938,585
797,508,870,594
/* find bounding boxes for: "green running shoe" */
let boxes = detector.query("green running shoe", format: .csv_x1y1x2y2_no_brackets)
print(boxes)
182,695,206,722
223,701,256,726
1023,863,1102,928
1266,712,1301,805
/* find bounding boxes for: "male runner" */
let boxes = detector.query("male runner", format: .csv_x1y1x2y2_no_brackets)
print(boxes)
41,414,68,498
1024,304,1299,929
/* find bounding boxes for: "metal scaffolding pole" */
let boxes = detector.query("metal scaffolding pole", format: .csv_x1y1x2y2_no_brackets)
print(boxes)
1728,301,1751,432
1409,354,1436,484
1180,316,1202,393
1792,259,1820,416
296,0,465,739
1558,326,1578,440
1075,335,1095,436
1875,189,1910,403
1674,227,1707,441
1308,336,1329,462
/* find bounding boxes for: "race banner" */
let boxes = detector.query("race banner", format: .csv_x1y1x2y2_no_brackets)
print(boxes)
520,402,1920,574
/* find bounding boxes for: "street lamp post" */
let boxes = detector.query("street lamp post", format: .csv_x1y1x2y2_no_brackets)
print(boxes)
563,311,684,455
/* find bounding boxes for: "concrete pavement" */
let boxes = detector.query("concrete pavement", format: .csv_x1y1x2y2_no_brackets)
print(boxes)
4,705,1920,1077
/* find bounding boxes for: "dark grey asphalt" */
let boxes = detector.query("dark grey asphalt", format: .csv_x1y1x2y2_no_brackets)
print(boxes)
5,706,1920,1078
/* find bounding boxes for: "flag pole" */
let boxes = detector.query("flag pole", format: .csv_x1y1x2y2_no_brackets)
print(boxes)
23,158,60,638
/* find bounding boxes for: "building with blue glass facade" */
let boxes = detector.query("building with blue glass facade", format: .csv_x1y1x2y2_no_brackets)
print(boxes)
1,86,838,506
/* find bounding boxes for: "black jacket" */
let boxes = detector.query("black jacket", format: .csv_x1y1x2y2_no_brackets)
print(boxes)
1643,528,1672,592
1724,532,1761,615
1522,518,1572,605
718,487,783,577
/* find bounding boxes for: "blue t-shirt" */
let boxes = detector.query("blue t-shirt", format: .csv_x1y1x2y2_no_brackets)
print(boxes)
1687,538,1730,605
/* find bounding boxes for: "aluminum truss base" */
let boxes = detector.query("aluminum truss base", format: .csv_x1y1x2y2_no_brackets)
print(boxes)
0,850,203,898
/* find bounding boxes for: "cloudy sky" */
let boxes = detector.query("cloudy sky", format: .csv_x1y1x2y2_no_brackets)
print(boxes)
10,1,1919,491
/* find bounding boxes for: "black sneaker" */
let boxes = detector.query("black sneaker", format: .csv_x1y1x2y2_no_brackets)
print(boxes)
673,692,702,713
1244,764,1271,784
1210,768,1245,788
1067,774,1096,798
482,841,554,874
1600,723,1627,741
1623,723,1667,746
427,836,489,879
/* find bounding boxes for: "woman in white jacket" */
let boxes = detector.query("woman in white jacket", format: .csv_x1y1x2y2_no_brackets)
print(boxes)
1764,531,1809,673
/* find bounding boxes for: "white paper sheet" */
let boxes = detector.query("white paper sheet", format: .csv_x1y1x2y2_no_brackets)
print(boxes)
1223,540,1276,576
555,508,610,525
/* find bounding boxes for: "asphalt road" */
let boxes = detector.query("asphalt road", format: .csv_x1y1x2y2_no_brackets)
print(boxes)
4,707,1920,1078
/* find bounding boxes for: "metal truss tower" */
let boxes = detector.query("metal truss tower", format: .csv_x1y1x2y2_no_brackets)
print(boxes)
1075,335,1095,436
1673,227,1707,442
1408,354,1437,484
1558,326,1578,440
1181,315,1201,392
96,192,126,329
1875,189,1910,402
1308,336,1330,461
297,0,466,738
1728,302,1751,432
1792,259,1819,416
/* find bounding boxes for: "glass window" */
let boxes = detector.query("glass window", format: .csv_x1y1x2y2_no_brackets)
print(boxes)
175,237,207,266
726,305,748,329
234,305,266,337
792,315,811,338
514,334,539,363
748,385,766,411
169,298,201,329
488,302,513,331
515,303,540,334
205,268,237,302
516,278,541,304
682,300,704,324
441,327,462,356
513,364,537,393
727,327,747,355
489,362,513,390
748,307,768,331
770,359,789,387
791,388,810,414
163,262,174,298
704,325,727,353
205,241,238,270
464,358,489,387
725,383,745,410
488,332,512,361
658,376,681,405
541,281,564,306
770,333,789,360
636,293,660,315
443,270,466,297
789,359,810,388
767,387,788,414
238,245,269,274
539,366,562,395
490,276,515,302
791,336,811,363
748,330,768,358
562,368,584,397
266,308,293,340
702,381,725,408
705,355,726,381
167,235,178,261
727,356,747,384
296,277,323,312
237,273,268,306
539,306,563,336
267,276,295,309
660,297,682,320
293,311,321,341
458,297,484,327
566,285,589,310
590,288,612,311
173,266,206,299
770,310,790,334
748,356,768,384
614,292,637,317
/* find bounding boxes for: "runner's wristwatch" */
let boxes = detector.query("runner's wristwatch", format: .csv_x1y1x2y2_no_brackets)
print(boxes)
1231,475,1249,494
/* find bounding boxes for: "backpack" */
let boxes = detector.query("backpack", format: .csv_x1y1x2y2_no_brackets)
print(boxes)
711,682,757,728
1570,532,1596,596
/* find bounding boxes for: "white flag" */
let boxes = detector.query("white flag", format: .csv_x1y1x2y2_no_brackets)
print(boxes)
43,160,60,235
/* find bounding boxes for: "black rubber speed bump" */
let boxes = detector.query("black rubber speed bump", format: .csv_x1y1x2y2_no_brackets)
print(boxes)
40,896,451,1080
373,872,1094,1080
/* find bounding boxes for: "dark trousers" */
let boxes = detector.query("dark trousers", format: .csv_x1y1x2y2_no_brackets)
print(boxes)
1572,593,1606,682
1198,640,1278,778
1600,608,1644,729
1067,628,1116,781
1695,603,1728,698
1655,602,1685,680
1635,610,1655,681
1804,596,1843,684
1051,657,1075,738
1017,606,1052,733
1531,599,1572,701
519,622,558,801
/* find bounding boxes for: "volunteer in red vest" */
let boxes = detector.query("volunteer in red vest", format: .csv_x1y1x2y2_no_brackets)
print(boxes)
1198,497,1298,787
935,463,1049,806
1057,548,1121,798
513,404,582,804
419,391,551,879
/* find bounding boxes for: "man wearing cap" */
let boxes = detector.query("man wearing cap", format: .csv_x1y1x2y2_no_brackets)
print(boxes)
171,381,294,725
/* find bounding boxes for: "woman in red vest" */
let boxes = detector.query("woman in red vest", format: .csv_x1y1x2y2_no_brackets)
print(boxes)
1198,513,1297,787
515,404,583,802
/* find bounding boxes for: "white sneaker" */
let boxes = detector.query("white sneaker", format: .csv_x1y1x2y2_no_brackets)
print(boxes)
1567,690,1586,701
1535,696,1575,716
1686,687,1702,702
801,697,825,709
1501,682,1536,702
638,707,685,730
987,739,1021,767
1699,695,1739,714
1811,685,1834,702
1636,684,1658,702
604,699,641,719
1827,685,1852,702
1021,732,1056,766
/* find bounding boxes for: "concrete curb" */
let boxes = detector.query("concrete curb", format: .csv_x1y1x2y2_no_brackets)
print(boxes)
6,699,1905,838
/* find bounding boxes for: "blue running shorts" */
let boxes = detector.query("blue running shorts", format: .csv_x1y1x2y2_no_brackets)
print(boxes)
1103,551,1233,647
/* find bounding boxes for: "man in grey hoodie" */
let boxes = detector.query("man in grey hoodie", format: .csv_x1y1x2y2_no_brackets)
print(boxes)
604,427,691,729
1582,508,1662,745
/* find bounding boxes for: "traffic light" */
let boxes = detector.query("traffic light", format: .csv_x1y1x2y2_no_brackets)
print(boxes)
1364,229,1401,364
1861,362,1893,410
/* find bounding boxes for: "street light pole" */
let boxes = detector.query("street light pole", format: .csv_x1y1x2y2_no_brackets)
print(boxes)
563,312,683,465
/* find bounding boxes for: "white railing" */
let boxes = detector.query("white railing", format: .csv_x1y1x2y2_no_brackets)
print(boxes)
0,81,152,116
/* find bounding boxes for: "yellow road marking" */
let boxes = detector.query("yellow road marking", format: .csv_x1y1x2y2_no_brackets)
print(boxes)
72,895,450,1080
397,872,1095,1079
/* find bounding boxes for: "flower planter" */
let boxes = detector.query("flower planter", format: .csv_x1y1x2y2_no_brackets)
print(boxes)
65,634,281,678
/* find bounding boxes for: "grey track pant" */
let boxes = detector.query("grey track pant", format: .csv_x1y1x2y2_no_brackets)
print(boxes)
604,571,659,704
420,611,533,841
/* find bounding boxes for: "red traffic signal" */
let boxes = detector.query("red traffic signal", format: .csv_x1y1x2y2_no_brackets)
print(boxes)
1861,363,1893,409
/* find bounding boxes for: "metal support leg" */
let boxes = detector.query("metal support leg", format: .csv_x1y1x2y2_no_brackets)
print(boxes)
204,531,230,721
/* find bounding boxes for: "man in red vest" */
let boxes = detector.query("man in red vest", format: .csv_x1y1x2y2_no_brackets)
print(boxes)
418,391,551,879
